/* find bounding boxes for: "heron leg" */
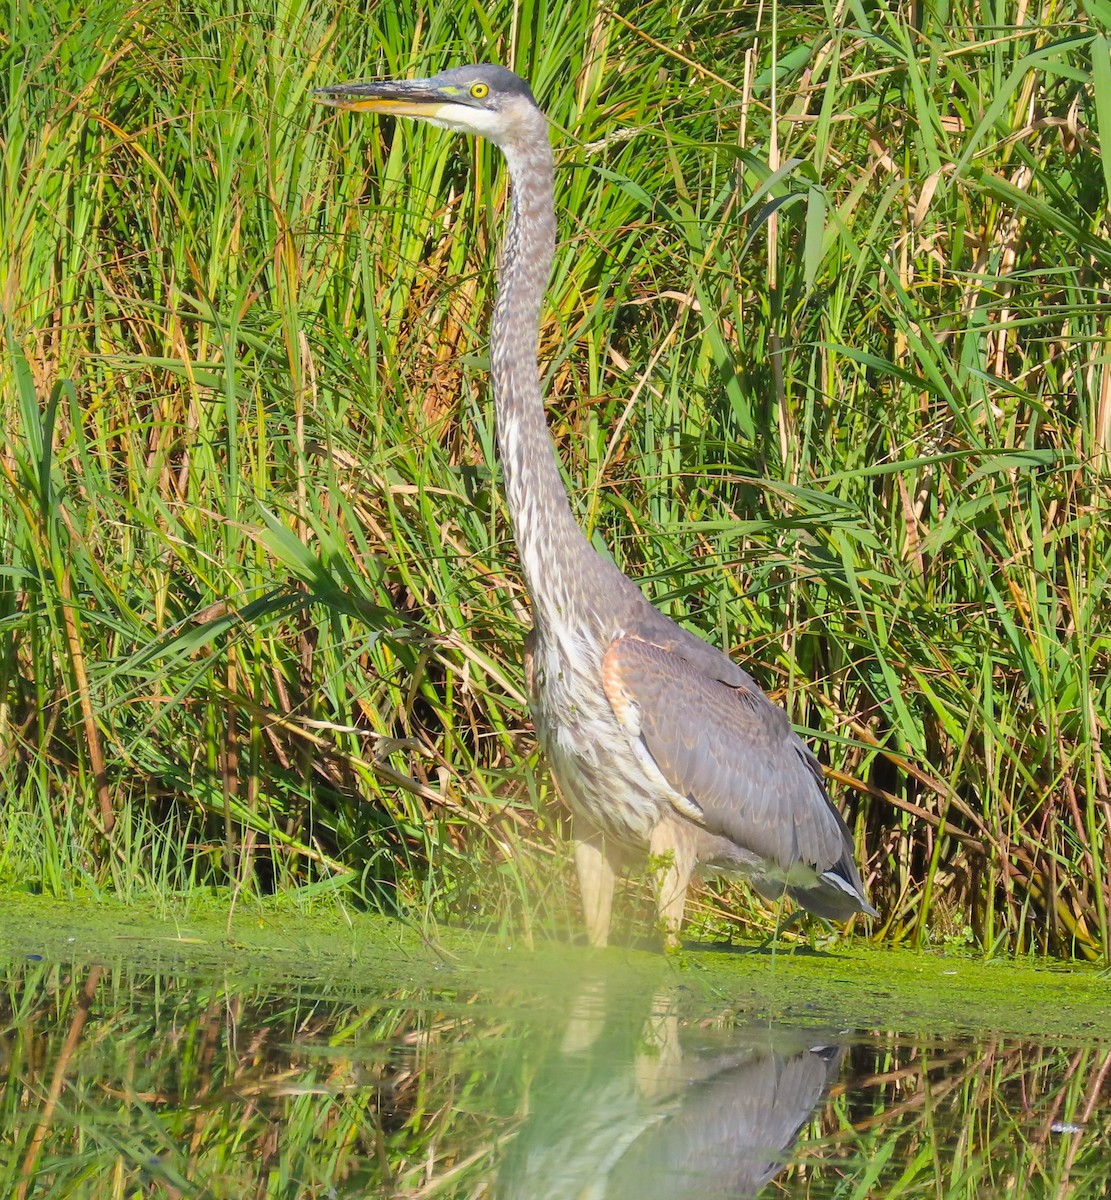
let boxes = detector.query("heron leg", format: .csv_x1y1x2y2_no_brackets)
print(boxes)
574,834,617,948
636,989,682,1097
648,818,695,950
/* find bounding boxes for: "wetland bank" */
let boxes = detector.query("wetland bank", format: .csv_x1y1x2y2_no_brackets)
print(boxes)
4,897,1110,1197
4,0,1111,1193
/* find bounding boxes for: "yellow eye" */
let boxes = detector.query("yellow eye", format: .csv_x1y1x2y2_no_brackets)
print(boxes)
470,82,489,99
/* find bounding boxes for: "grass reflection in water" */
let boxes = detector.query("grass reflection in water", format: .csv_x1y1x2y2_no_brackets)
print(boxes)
3,958,1109,1198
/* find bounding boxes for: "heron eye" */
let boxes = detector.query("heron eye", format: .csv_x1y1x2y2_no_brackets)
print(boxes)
470,82,489,99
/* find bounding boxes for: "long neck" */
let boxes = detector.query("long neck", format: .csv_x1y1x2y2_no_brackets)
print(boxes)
491,120,612,631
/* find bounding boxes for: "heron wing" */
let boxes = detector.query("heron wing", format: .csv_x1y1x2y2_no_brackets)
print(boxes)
627,602,759,691
601,635,851,875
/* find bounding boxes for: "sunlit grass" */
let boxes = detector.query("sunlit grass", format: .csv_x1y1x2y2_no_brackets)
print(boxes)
0,0,1108,958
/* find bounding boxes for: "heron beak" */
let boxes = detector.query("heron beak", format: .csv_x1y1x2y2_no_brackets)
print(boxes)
313,78,451,118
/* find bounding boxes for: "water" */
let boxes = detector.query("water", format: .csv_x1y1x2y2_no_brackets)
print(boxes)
3,942,1108,1199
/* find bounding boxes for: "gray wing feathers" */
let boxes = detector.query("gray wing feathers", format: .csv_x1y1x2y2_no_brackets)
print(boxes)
625,604,759,691
602,636,853,877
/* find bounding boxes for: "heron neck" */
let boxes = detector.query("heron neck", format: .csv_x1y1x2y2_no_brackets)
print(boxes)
492,126,610,629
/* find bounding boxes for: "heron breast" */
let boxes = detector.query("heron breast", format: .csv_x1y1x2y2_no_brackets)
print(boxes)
528,638,661,846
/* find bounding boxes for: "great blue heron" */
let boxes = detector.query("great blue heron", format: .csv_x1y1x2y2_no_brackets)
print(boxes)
316,64,876,946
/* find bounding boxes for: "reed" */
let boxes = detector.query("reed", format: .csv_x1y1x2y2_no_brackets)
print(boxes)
1,0,1108,958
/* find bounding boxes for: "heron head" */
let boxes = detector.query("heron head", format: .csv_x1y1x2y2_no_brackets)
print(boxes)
314,64,543,147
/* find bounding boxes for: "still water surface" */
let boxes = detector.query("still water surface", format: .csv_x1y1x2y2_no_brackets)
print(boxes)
4,949,1109,1198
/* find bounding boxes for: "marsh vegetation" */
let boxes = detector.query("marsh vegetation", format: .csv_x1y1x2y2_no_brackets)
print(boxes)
1,0,1109,958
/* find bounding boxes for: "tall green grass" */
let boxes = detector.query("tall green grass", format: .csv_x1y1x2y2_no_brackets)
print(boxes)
0,0,1108,958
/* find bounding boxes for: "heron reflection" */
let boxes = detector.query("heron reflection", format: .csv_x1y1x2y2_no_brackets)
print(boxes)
498,981,845,1198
